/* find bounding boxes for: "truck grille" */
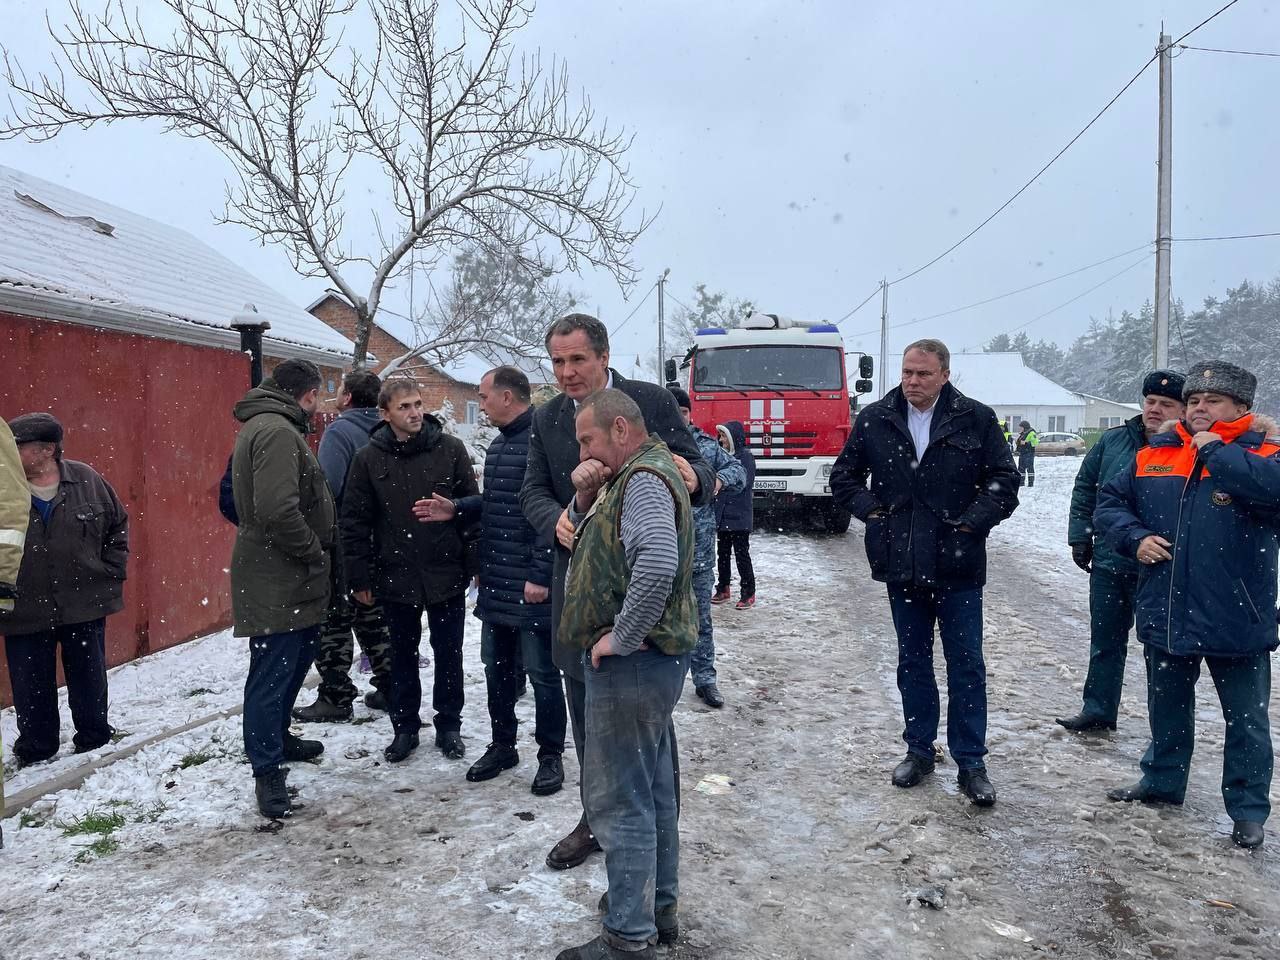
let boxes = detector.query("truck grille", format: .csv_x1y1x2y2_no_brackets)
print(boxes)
746,430,818,455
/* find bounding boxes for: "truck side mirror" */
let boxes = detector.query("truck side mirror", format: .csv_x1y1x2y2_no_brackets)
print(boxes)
854,379,873,394
664,358,678,385
859,356,874,379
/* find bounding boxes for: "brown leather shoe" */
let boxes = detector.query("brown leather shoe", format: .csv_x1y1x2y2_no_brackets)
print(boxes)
546,814,601,870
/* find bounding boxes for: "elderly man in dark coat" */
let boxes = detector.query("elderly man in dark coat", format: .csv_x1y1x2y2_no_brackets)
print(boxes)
831,338,1019,806
1,413,127,768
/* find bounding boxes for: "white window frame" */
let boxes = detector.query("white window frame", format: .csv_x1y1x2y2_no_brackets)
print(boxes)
465,400,480,425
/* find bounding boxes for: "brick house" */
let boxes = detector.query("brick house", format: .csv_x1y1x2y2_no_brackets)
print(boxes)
308,293,553,425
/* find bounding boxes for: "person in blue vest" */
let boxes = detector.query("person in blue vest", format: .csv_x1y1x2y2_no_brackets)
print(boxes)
1095,360,1280,849
1057,370,1185,733
415,366,567,794
830,339,1020,806
669,387,745,708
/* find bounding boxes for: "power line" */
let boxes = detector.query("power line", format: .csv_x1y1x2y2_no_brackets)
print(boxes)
885,56,1159,287
847,242,1152,338
876,0,1240,291
1171,0,1243,46
964,252,1151,349
609,281,658,336
834,283,884,325
663,289,693,314
1170,231,1280,242
1179,44,1280,57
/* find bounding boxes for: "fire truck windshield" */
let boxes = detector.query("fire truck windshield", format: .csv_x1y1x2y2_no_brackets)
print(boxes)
692,345,843,393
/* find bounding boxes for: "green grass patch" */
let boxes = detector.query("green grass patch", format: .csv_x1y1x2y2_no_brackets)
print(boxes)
350,716,377,726
74,836,119,863
185,687,215,698
19,810,46,829
177,749,217,770
58,808,127,837
109,729,128,744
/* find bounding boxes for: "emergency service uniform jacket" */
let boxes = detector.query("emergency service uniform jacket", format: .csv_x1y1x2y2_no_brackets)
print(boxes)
691,425,745,571
1094,414,1280,658
454,407,552,631
1067,414,1146,575
830,382,1020,590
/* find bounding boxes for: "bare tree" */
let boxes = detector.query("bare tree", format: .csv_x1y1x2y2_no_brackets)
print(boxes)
378,243,579,376
1,0,649,365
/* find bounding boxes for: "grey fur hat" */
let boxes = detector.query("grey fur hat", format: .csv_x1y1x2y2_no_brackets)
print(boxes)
1182,360,1257,408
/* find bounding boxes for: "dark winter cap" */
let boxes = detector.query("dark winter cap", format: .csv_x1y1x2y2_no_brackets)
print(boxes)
668,386,692,411
1141,369,1185,403
8,412,64,446
1182,360,1256,408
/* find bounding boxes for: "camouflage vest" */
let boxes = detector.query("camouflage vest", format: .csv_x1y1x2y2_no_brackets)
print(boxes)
559,437,697,656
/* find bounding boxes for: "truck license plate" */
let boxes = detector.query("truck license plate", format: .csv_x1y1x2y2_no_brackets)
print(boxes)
754,480,787,491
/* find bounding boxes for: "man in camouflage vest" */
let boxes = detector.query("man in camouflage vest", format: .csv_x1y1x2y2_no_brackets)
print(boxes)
555,389,695,960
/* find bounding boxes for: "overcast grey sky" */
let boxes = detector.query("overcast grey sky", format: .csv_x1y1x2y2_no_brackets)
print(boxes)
3,0,1278,372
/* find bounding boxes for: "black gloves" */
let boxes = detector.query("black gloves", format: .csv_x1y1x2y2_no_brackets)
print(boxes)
1071,542,1093,573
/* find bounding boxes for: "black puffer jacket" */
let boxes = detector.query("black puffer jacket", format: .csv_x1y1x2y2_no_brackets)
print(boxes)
456,408,552,630
830,382,1020,590
341,415,480,606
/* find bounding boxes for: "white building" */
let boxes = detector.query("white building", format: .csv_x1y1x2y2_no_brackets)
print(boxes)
1078,393,1143,430
945,352,1085,434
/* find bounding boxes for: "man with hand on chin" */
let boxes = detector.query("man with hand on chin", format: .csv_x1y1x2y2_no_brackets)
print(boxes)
520,313,711,872
554,388,695,960
1096,360,1280,849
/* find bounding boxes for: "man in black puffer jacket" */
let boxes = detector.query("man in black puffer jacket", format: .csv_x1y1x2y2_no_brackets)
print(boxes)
416,366,566,795
342,380,480,765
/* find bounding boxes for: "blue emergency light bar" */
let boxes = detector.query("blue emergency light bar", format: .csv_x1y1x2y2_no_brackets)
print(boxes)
807,324,840,333
695,327,727,335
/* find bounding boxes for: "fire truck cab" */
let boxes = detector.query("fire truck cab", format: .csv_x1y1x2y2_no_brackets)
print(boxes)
675,312,870,533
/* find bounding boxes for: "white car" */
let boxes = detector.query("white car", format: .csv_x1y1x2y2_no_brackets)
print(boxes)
1035,432,1086,456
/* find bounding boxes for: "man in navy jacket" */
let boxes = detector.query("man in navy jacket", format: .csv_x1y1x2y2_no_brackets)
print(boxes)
416,366,566,795
831,339,1019,806
1095,360,1280,848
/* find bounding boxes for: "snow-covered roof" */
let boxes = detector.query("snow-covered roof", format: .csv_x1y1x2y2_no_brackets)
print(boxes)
1078,392,1142,411
0,163,356,365
947,353,1082,407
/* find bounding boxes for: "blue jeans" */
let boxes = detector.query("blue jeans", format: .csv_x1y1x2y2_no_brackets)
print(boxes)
583,647,689,948
382,595,466,736
480,622,566,757
5,618,112,763
886,582,988,770
690,565,717,688
1140,646,1273,823
243,625,319,777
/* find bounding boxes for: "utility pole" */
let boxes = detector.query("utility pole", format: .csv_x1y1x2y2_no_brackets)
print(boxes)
1153,30,1173,367
656,268,670,378
878,278,889,397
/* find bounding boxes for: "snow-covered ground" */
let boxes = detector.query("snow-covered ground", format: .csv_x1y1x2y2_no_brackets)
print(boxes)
3,457,1279,959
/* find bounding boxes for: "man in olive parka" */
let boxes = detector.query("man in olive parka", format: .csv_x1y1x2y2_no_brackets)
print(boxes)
231,359,335,819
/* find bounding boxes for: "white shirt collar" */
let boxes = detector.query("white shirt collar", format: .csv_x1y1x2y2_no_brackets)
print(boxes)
572,370,614,408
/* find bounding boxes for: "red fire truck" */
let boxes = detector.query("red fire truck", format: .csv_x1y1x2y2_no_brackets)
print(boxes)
667,312,872,533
